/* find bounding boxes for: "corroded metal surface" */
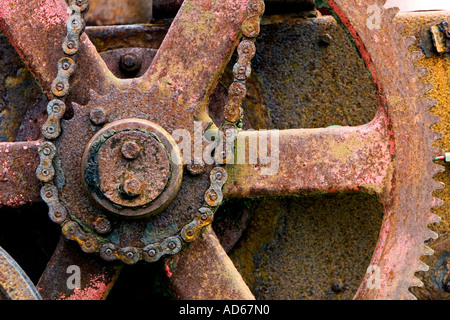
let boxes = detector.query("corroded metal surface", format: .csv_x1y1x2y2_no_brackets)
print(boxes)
0,141,41,207
0,0,447,301
0,246,41,300
398,11,450,300
224,0,443,299
37,237,121,300
164,226,255,300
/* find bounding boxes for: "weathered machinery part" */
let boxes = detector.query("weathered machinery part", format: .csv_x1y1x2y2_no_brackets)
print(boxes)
0,0,444,300
398,11,450,300
0,33,44,143
100,48,157,79
222,0,443,299
0,246,41,300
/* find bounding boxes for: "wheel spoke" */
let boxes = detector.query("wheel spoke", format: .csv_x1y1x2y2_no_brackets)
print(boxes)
0,141,41,207
0,0,115,103
224,114,391,199
37,237,121,300
138,0,248,118
163,226,254,300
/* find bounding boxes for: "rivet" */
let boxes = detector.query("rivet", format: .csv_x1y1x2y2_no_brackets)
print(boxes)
148,249,156,257
168,241,177,250
126,252,134,259
43,147,51,155
209,191,218,201
45,190,53,198
67,41,75,49
186,229,194,237
56,83,64,91
201,213,208,221
105,248,113,255
62,62,70,70
215,172,223,180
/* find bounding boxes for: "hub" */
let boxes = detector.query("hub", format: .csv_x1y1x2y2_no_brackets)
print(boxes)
81,118,183,218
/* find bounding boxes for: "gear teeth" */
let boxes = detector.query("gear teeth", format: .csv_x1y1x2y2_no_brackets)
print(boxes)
418,83,434,96
416,66,429,78
417,261,430,272
422,245,434,256
410,50,425,61
431,198,444,210
411,276,424,288
403,36,417,48
89,88,99,101
384,6,399,21
431,180,445,191
426,229,439,240
426,113,441,127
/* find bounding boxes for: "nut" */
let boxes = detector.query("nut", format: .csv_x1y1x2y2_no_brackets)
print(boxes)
121,177,143,198
89,108,107,126
121,141,141,160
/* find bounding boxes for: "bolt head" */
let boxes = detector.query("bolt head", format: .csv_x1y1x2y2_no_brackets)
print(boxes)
331,280,344,293
121,141,141,160
121,177,143,198
89,108,107,125
119,53,142,75
94,217,112,234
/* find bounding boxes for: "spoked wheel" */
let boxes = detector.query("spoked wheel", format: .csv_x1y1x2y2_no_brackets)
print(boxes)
0,0,442,300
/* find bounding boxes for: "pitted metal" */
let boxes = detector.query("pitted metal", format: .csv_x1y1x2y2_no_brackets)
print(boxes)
34,0,262,265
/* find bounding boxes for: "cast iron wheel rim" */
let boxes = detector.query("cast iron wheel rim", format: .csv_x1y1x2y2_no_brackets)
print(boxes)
0,0,443,300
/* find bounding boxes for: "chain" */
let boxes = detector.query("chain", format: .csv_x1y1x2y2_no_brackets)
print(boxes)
37,0,96,247
37,0,264,264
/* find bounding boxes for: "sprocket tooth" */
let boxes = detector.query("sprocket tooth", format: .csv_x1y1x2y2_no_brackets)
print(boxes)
410,50,425,61
416,66,429,78
384,6,399,21
425,113,441,127
89,88,100,102
422,245,434,256
410,276,424,288
417,260,430,272
377,0,388,5
431,198,444,210
426,229,439,240
431,180,445,191
403,36,417,49
418,83,434,96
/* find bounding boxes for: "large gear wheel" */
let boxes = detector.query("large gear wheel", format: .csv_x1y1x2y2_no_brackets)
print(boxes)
0,0,443,300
